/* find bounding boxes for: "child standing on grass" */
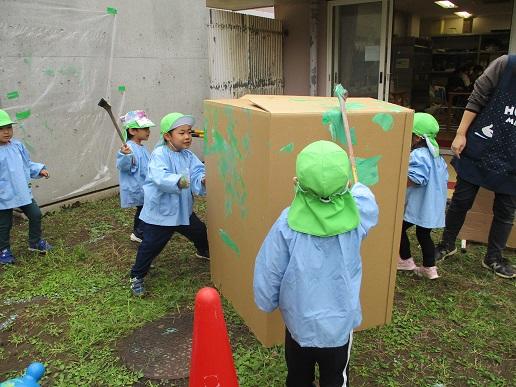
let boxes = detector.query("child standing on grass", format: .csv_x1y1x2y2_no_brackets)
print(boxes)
129,112,209,296
254,140,378,387
397,112,448,279
0,109,52,265
117,110,155,243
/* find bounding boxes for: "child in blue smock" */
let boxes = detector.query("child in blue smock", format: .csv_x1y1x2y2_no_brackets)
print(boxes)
397,113,448,279
117,110,154,243
254,141,378,387
0,109,52,265
129,112,209,296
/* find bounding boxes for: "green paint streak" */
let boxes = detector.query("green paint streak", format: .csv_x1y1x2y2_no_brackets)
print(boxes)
219,229,240,256
333,84,346,99
44,121,54,135
356,155,382,186
289,98,313,102
372,113,394,131
18,123,35,153
106,7,118,15
346,102,366,110
6,91,19,100
16,110,31,121
205,106,249,218
321,108,357,146
23,58,32,65
43,69,55,77
279,143,294,153
58,65,79,77
118,85,126,93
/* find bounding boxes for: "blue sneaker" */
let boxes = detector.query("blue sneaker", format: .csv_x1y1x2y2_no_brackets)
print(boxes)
130,277,145,297
28,239,52,254
0,248,15,264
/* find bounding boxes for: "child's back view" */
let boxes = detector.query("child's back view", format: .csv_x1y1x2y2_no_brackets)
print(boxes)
253,140,379,387
397,113,448,279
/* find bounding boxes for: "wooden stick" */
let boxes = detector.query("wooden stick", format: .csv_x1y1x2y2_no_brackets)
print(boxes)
98,98,126,145
334,85,358,184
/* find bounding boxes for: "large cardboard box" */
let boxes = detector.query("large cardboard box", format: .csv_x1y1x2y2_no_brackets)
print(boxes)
204,95,413,347
459,188,516,248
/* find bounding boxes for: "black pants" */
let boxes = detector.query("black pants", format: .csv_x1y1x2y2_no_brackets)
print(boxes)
130,212,208,279
400,221,435,267
284,329,351,387
442,176,515,259
133,206,144,237
0,200,42,250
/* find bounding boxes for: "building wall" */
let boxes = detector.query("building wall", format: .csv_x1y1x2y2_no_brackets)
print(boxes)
1,0,209,207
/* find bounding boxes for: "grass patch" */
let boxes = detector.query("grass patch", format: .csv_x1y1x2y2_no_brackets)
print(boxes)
1,196,515,386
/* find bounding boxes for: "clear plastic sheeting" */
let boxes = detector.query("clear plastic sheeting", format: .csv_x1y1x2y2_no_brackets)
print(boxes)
0,0,120,205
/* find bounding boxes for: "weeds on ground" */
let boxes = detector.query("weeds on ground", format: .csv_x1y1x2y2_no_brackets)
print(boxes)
1,196,515,386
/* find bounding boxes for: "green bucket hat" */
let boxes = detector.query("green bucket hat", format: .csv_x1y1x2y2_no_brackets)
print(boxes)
158,112,195,146
0,109,16,127
287,140,360,237
413,112,440,157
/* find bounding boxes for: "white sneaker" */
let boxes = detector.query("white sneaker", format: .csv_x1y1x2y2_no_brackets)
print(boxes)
414,266,439,280
397,257,416,271
130,233,142,243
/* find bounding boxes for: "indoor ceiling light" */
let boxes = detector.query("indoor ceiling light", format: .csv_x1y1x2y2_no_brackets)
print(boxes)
454,11,473,18
435,1,458,8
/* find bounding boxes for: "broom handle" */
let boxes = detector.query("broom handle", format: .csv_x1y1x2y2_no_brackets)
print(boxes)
338,94,358,184
106,108,126,145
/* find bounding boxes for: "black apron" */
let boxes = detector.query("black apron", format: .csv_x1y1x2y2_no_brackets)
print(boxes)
452,55,516,196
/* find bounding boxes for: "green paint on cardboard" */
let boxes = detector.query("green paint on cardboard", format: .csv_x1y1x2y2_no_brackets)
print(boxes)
280,143,294,153
118,85,126,93
346,102,366,110
372,113,394,131
322,108,357,146
204,106,249,219
106,7,118,15
356,155,382,186
289,98,313,102
219,229,240,256
43,69,55,77
6,91,19,100
16,110,31,121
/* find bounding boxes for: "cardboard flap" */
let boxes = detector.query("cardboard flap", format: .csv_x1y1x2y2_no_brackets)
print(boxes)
241,94,412,114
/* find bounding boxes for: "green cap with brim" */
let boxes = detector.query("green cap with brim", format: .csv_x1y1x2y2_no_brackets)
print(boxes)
0,109,16,127
413,112,440,157
287,140,360,237
158,112,195,145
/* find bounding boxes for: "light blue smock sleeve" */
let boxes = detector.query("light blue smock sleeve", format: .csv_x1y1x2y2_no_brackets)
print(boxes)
147,151,182,194
116,151,135,173
189,152,206,196
351,182,379,237
19,143,45,179
253,212,291,313
407,149,431,186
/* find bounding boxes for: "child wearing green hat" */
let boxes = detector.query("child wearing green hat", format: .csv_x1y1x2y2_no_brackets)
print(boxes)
0,109,52,265
397,112,448,279
129,112,208,296
117,110,155,243
254,140,378,387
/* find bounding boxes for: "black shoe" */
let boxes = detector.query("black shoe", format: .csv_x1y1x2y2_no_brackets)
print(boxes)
434,242,458,263
482,256,515,279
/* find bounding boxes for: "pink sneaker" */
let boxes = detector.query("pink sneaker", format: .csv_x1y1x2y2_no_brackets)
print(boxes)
414,266,439,280
397,257,416,271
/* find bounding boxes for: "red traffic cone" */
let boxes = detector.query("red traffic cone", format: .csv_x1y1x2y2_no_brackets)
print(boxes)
189,287,239,387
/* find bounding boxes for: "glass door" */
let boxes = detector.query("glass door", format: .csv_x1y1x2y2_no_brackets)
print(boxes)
326,0,392,100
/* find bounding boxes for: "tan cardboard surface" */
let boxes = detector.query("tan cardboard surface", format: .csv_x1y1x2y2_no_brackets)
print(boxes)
204,95,413,347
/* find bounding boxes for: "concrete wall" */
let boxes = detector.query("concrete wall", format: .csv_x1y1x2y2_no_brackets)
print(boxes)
1,0,209,207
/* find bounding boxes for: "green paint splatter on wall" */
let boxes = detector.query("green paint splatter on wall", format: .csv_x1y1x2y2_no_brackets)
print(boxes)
16,110,31,121
322,108,357,146
43,69,55,77
279,143,294,153
219,229,240,256
43,121,54,135
6,91,19,100
356,155,382,186
23,58,32,65
118,85,126,93
18,123,35,154
106,7,118,15
58,65,79,77
205,106,249,219
372,113,394,131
